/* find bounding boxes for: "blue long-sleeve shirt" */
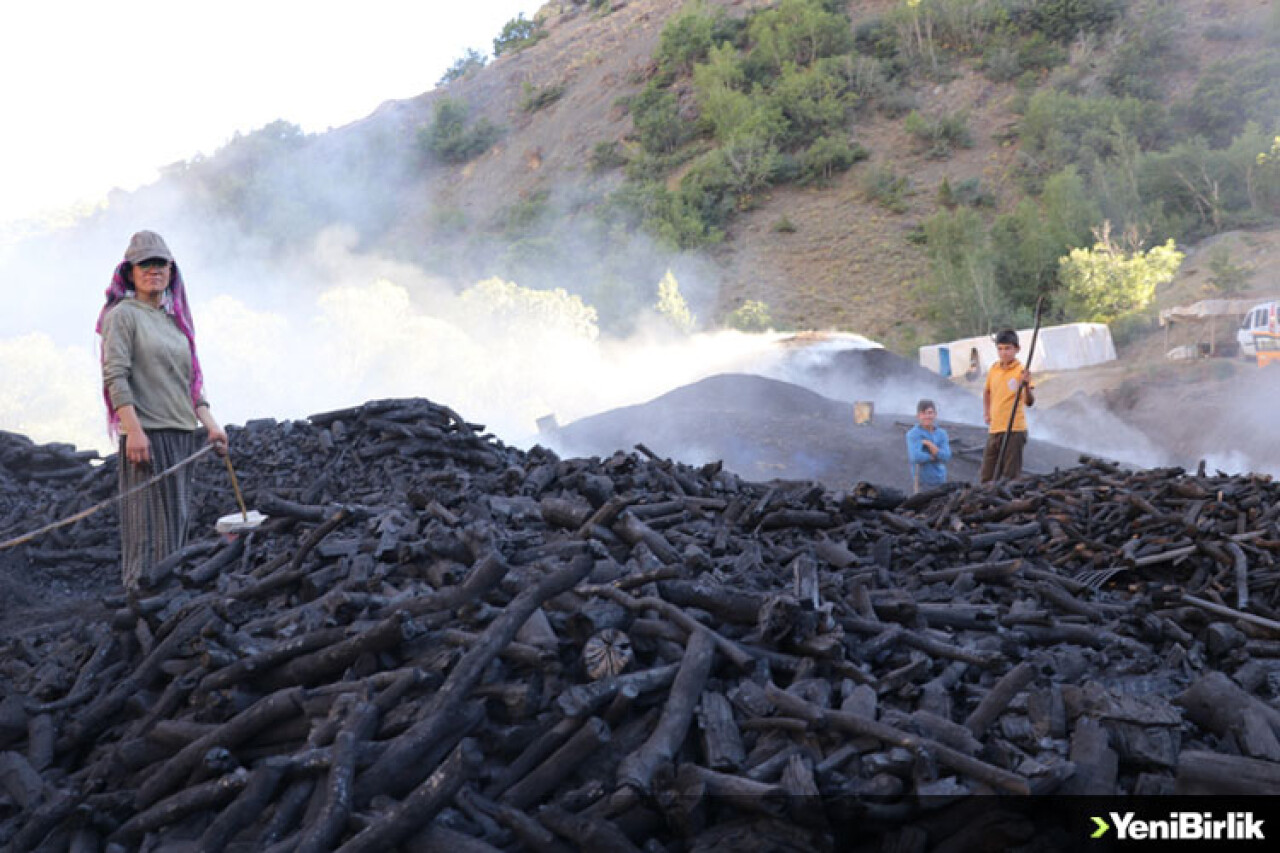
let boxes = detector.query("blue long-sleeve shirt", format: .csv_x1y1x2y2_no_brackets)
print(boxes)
906,424,951,487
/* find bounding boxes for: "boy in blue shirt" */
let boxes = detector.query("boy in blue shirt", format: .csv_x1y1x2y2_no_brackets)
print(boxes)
906,398,951,492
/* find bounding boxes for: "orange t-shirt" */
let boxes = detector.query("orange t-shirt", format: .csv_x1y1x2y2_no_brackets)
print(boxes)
985,358,1032,433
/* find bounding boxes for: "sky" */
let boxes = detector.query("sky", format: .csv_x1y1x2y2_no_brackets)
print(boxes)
0,0,545,228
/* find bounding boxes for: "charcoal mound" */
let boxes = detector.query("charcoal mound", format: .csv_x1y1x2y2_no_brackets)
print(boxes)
1,396,1278,851
552,372,1079,490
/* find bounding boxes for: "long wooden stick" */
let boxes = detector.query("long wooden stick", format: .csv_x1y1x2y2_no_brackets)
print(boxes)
0,443,216,551
223,452,249,520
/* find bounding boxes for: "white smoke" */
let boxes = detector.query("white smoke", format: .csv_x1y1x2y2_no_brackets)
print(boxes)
0,224,808,455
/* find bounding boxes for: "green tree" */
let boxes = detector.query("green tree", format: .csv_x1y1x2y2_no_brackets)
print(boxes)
693,46,778,143
768,60,857,147
658,1,718,75
798,134,863,185
725,299,774,331
1205,245,1251,296
1102,0,1183,100
629,81,692,154
747,0,853,77
991,166,1099,309
458,278,599,341
1059,227,1183,323
918,207,1008,337
656,269,696,332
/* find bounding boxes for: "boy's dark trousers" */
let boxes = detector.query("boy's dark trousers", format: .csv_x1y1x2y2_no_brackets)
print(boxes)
979,431,1026,482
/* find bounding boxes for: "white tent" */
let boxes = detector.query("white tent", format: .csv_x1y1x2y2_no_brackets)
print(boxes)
918,322,1116,379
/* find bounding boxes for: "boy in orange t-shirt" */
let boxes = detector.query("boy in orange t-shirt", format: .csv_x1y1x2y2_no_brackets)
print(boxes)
981,329,1035,482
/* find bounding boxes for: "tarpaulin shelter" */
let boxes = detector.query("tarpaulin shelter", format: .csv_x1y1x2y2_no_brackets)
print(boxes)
1157,297,1260,356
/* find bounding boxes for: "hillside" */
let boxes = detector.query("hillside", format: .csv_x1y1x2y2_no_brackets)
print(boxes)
352,0,1280,348
19,0,1279,354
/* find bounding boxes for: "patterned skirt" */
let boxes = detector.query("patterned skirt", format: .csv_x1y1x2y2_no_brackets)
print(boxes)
118,429,197,591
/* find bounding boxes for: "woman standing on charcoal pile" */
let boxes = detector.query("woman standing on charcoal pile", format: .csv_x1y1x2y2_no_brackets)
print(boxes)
96,230,227,593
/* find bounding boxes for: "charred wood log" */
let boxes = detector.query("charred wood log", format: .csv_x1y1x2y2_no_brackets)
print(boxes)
358,556,594,803
134,686,307,809
501,716,611,810
617,629,715,793
1175,750,1280,795
763,682,1030,794
334,738,482,853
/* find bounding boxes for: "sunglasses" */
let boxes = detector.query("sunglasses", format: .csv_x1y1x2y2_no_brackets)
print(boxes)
137,258,170,269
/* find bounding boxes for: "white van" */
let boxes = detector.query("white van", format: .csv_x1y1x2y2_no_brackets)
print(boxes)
1237,301,1279,358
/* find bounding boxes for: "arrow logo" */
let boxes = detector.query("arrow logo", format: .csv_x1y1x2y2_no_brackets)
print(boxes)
1091,816,1111,839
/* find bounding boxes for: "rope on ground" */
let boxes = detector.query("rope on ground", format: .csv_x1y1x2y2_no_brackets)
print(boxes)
0,443,218,552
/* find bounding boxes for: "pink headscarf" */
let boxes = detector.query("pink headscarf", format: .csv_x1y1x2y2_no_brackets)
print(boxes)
95,259,205,438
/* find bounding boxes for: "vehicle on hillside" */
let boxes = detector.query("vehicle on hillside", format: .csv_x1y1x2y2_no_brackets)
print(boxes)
1253,331,1280,367
1237,301,1278,358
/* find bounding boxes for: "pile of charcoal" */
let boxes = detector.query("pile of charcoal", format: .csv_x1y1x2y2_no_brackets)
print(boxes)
2,397,1280,852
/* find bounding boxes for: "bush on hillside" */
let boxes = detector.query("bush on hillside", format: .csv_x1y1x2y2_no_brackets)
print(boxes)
832,55,897,106
798,135,866,185
861,165,912,213
627,82,694,155
938,176,995,209
681,138,779,214
882,0,1006,76
1251,130,1280,217
520,81,568,113
494,14,547,57
1176,55,1280,149
854,17,901,60
418,98,502,164
920,0,1007,55
1101,0,1183,100
693,45,785,144
1006,0,1127,42
1017,90,1168,178
725,299,774,331
601,181,723,250
497,191,550,237
981,31,1067,82
657,1,719,76
590,141,629,171
439,49,487,86
768,60,859,147
904,109,973,159
1128,135,1266,242
745,0,853,79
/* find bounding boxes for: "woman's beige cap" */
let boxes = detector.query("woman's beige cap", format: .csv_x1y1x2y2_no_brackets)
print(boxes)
125,230,174,264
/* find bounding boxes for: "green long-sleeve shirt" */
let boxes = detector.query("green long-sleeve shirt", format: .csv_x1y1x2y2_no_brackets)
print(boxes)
101,299,207,432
